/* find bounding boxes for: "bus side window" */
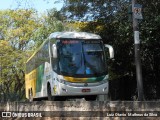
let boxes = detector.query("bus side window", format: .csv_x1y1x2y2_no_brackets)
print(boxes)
43,43,49,62
26,61,31,74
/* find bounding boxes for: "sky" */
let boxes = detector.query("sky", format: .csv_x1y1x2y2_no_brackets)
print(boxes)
0,0,63,13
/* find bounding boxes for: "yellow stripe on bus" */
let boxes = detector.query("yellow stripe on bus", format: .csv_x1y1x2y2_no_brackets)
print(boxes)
64,76,88,82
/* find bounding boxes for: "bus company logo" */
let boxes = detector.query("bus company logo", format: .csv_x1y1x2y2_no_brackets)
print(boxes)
2,112,11,117
84,83,88,87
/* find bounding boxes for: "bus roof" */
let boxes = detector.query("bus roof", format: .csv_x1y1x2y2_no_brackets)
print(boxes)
26,32,101,64
48,32,101,39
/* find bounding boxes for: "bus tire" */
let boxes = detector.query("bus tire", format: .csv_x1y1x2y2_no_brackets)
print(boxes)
29,89,33,102
47,84,56,101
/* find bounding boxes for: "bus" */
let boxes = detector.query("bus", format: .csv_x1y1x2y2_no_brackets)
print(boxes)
25,32,114,101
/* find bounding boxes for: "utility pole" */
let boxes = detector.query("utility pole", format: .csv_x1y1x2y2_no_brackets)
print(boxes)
132,0,144,101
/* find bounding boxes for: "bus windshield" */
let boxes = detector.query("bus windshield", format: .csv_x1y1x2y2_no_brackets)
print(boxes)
58,39,107,77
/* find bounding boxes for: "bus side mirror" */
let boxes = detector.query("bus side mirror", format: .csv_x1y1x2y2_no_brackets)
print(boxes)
52,44,57,58
105,44,114,59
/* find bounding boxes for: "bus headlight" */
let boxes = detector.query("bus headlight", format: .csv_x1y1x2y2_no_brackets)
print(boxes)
103,87,108,91
100,75,109,84
59,79,67,84
101,79,108,84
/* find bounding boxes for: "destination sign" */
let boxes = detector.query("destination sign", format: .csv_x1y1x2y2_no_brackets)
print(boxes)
61,40,80,44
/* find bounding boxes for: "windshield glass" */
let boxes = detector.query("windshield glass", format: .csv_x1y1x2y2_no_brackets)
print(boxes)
83,43,106,74
57,39,107,77
59,40,82,75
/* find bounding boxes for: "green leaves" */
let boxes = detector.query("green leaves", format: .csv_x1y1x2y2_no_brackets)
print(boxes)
0,8,67,101
32,8,66,48
0,9,38,101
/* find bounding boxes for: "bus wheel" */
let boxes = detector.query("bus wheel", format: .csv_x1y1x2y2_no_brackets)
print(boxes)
85,95,97,101
47,84,56,101
29,89,33,102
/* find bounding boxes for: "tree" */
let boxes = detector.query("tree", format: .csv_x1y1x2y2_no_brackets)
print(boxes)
32,8,66,47
0,8,67,101
61,0,128,21
138,0,160,99
0,9,39,101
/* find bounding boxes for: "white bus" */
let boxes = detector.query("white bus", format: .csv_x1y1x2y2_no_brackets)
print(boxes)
25,32,114,101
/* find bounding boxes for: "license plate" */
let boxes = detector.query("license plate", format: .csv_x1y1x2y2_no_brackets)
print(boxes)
82,89,90,92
